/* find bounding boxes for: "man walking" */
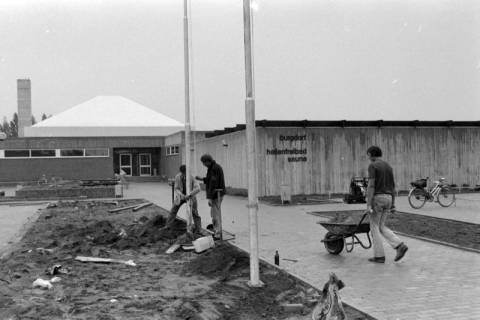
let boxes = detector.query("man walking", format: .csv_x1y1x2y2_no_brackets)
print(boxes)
165,165,202,233
196,154,226,239
366,146,408,263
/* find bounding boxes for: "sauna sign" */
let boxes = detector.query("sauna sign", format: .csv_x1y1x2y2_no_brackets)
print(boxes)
266,134,307,162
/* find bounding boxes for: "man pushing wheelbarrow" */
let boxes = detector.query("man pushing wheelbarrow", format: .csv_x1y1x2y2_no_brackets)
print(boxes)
364,146,408,263
320,146,408,264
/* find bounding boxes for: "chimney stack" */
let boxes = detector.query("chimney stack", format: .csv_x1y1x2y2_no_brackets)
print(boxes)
17,79,32,137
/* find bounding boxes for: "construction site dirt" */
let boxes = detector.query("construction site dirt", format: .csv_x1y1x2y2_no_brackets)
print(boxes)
0,200,373,320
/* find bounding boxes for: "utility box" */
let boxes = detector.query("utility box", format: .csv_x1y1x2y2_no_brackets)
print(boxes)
115,183,123,198
280,184,291,204
168,178,175,205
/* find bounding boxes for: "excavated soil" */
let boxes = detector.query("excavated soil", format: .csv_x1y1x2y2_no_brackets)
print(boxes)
311,210,480,250
0,200,372,320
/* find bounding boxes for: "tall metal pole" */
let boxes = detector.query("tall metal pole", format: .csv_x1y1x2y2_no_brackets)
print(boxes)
183,0,193,231
243,0,262,287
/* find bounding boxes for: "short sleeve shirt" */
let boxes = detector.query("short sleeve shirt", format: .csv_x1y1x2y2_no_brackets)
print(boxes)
368,159,395,195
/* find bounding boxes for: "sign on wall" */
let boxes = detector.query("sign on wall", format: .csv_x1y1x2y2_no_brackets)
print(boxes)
266,134,307,162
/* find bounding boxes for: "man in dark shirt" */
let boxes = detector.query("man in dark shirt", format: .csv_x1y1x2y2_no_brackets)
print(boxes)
196,154,226,239
366,146,408,263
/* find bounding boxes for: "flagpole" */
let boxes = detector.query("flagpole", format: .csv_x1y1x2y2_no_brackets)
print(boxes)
243,0,262,287
183,0,193,231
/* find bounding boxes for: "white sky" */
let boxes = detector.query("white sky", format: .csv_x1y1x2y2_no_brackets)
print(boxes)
0,0,479,130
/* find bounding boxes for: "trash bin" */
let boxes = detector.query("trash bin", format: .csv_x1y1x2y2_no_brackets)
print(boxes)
280,184,291,204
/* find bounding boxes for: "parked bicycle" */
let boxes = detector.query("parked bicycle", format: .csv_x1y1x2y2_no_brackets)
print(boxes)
408,177,455,209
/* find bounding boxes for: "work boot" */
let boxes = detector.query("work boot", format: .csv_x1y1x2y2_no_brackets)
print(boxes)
394,243,408,262
368,257,385,263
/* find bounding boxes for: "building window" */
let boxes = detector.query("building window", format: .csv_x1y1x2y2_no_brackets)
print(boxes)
0,148,109,159
60,149,84,157
31,149,56,157
85,148,109,157
166,145,180,156
4,150,30,158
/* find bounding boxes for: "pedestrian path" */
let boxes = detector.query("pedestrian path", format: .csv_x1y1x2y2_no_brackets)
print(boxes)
395,193,480,224
125,182,480,320
0,204,45,258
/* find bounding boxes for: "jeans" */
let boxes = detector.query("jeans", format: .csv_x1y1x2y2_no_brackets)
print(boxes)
210,196,223,236
166,198,201,233
369,194,402,257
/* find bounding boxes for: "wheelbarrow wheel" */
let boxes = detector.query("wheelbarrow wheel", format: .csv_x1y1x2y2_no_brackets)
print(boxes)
323,232,344,254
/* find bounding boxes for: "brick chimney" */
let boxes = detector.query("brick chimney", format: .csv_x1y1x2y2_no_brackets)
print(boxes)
17,79,32,137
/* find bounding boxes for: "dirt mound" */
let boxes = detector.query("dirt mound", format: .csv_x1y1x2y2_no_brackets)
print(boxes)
217,273,307,319
113,215,190,250
90,220,119,244
53,213,190,252
183,242,250,278
108,214,201,250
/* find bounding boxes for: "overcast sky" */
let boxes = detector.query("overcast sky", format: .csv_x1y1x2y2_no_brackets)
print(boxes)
1,0,479,130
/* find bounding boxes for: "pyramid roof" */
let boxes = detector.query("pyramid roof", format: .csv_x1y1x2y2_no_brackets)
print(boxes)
25,96,183,137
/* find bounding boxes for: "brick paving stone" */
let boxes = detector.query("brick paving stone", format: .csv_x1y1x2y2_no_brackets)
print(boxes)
125,182,480,320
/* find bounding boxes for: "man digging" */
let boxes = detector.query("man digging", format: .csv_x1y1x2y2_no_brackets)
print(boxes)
163,165,202,234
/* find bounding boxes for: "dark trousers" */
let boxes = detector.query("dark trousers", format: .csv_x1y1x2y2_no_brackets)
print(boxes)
166,198,201,233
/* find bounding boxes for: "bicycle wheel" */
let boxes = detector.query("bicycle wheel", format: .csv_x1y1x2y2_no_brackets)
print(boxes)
408,188,427,209
438,188,455,207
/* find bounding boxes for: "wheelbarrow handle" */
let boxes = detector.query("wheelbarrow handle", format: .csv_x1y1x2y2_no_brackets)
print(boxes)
352,212,369,234
358,212,368,225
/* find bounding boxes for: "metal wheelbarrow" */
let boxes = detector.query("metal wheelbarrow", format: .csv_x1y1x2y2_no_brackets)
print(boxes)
317,212,372,254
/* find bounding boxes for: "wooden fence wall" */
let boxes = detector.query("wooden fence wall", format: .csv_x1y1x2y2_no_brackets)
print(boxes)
190,130,248,192
192,126,480,197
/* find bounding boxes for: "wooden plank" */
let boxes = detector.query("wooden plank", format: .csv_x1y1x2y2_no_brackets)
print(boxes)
132,202,152,212
75,256,136,266
108,205,137,213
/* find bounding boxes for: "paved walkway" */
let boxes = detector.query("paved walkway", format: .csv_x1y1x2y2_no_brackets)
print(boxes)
125,182,480,320
0,204,45,258
395,192,480,224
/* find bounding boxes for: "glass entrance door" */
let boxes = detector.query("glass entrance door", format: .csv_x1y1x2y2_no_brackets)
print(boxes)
119,153,132,176
139,153,151,176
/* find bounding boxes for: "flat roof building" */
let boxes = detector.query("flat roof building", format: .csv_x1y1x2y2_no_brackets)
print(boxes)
0,81,185,183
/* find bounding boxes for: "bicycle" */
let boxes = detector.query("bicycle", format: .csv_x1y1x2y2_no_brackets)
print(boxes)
408,177,455,209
